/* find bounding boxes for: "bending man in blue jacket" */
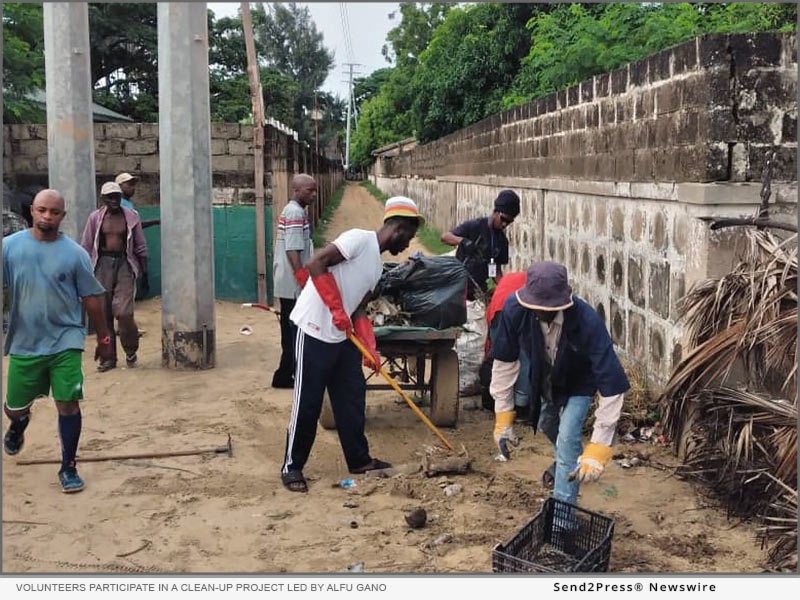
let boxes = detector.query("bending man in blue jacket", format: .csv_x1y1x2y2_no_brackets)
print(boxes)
489,261,629,505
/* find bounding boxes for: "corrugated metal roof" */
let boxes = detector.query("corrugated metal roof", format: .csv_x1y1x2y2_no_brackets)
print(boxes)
24,89,134,122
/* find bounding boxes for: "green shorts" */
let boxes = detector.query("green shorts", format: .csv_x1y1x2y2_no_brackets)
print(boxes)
5,350,85,410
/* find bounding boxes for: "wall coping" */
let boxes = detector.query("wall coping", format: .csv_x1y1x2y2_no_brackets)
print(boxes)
394,175,799,205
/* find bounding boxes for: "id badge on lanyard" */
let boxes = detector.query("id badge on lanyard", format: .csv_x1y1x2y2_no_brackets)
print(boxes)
488,219,497,278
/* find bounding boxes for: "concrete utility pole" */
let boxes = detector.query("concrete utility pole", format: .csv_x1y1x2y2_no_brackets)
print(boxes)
342,63,361,171
42,3,96,241
157,3,216,369
241,2,268,305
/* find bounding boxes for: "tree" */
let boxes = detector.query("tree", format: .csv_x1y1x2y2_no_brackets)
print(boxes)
349,3,451,165
255,3,333,140
2,2,45,123
206,4,344,144
350,93,407,168
411,3,536,142
89,3,159,122
313,91,347,155
353,68,393,108
210,67,298,125
3,2,344,143
382,3,451,69
504,2,797,108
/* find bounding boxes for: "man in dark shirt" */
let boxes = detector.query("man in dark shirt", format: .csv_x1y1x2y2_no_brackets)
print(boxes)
489,262,630,506
440,190,520,300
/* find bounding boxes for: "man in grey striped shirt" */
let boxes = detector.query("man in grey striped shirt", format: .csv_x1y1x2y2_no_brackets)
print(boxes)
272,174,316,388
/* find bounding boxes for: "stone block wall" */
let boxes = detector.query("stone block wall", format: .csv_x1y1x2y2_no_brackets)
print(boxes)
3,121,342,235
379,33,797,184
265,125,343,244
373,32,798,385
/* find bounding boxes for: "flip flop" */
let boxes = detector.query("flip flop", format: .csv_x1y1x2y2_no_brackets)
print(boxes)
349,458,392,475
281,470,308,493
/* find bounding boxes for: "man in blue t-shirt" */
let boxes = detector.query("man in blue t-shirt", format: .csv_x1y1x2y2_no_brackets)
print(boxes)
3,189,112,493
115,172,138,211
440,190,520,300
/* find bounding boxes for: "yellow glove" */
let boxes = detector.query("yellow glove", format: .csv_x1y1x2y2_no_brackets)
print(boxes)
493,410,519,461
570,443,613,482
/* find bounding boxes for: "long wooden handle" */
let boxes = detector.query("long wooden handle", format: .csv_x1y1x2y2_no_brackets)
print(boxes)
17,447,230,466
349,333,456,452
18,435,233,466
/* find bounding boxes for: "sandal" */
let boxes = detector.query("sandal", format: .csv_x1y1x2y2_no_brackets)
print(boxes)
349,458,392,475
281,470,308,493
97,360,116,373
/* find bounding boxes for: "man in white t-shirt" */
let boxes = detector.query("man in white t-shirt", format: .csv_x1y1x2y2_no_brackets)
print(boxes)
281,197,425,493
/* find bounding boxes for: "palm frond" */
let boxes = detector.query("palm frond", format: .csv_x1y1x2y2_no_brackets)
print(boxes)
660,230,797,571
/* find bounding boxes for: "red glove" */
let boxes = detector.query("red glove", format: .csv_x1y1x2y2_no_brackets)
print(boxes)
294,268,309,288
312,272,351,335
354,316,380,374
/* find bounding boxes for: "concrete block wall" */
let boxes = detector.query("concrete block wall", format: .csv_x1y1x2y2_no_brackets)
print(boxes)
378,33,797,184
265,125,344,244
2,122,342,223
373,32,798,385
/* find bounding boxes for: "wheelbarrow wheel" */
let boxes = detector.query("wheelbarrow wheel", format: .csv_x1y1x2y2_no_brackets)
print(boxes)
430,349,459,427
319,391,336,430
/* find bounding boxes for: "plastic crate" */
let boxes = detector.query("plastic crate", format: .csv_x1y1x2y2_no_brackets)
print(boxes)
492,498,615,573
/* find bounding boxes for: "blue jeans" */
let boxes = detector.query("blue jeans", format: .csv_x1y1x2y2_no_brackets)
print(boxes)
537,395,593,505
514,349,532,410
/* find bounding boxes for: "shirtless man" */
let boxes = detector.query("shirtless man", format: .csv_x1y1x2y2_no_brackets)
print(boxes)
80,182,148,372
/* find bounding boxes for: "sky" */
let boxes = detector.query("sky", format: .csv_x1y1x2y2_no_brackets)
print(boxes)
208,2,399,100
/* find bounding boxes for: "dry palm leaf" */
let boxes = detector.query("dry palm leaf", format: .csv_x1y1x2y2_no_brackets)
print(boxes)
660,229,797,570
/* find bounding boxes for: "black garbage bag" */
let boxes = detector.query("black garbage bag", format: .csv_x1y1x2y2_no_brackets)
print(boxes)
377,254,468,329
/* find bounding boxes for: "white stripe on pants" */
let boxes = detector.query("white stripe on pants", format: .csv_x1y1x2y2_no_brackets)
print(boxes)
282,328,305,473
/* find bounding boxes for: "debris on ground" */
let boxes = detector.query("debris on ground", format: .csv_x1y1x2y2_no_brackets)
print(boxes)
432,534,452,546
443,484,463,497
421,447,471,477
621,424,664,444
389,478,417,499
617,457,643,469
404,507,427,529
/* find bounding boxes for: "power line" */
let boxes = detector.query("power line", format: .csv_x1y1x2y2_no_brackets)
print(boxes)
342,62,362,170
339,3,355,64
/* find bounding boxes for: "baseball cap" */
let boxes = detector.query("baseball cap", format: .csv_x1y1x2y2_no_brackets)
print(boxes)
100,181,123,196
114,172,137,184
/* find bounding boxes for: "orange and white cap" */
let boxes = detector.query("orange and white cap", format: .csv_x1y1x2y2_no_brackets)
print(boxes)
383,196,425,225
